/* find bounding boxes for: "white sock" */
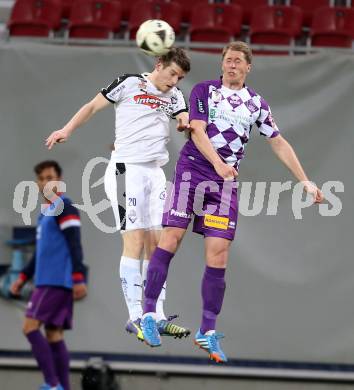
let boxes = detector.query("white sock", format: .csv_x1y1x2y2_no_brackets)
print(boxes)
142,259,167,321
120,256,143,321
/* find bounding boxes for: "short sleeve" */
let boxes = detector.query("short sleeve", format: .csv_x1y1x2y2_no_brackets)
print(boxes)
189,83,209,123
256,97,280,138
172,88,188,117
101,75,128,104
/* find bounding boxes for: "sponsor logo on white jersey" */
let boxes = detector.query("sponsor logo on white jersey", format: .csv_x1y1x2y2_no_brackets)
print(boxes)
128,209,137,223
209,108,251,130
109,85,125,100
138,80,148,91
134,94,173,115
211,89,222,103
245,99,258,114
229,95,242,105
134,94,168,109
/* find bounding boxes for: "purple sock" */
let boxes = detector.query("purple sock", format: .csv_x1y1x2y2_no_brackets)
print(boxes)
49,340,70,390
200,266,226,334
26,330,58,387
144,247,174,314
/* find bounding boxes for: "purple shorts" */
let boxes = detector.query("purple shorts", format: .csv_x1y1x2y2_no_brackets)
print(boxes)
163,154,238,240
26,286,73,330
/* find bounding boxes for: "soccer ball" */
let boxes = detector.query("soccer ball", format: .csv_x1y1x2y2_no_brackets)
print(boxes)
136,19,175,56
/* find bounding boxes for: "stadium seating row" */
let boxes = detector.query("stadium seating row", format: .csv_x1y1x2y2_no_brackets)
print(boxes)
7,0,354,48
7,0,351,25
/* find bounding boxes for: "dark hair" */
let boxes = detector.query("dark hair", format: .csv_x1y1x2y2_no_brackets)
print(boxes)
159,47,191,73
34,160,62,177
222,41,252,64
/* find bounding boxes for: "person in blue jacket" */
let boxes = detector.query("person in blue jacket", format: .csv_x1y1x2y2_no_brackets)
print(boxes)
11,160,87,390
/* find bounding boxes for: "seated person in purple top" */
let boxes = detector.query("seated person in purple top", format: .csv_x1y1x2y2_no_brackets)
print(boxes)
11,160,87,390
139,41,324,362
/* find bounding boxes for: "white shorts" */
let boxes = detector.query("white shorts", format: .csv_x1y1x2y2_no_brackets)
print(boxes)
104,160,167,232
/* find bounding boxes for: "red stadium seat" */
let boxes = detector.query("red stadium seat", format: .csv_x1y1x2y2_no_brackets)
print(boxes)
68,0,122,39
128,0,182,39
59,0,128,22
291,0,329,27
174,0,209,23
189,3,243,50
250,5,303,52
58,0,71,19
311,7,354,48
230,0,268,25
8,0,62,37
117,0,132,22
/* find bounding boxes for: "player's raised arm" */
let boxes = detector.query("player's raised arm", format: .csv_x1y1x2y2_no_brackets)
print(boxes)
267,134,324,203
45,93,110,150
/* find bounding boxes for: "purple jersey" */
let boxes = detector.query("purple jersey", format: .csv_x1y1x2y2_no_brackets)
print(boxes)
162,157,238,240
182,79,280,169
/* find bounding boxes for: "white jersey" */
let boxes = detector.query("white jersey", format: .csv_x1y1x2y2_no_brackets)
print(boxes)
101,73,188,166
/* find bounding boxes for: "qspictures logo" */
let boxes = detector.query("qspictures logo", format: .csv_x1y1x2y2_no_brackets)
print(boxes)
12,157,345,233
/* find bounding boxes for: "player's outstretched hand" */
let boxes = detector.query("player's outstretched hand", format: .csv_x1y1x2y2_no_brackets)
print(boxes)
73,283,87,301
177,118,191,132
10,278,24,296
214,160,238,181
45,129,70,150
302,181,324,203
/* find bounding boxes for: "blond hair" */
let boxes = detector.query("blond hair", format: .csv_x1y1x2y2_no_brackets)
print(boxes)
222,41,252,64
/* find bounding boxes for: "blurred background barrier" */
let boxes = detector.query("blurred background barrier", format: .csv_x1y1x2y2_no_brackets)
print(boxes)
0,41,353,379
